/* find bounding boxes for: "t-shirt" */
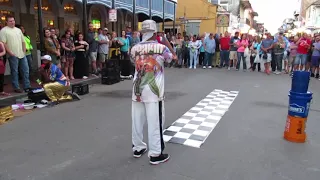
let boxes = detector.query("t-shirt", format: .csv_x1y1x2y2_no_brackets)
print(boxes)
229,36,239,51
261,39,274,53
290,42,298,57
312,42,320,56
49,64,70,86
189,41,200,52
98,34,109,54
236,40,248,52
297,38,311,54
119,37,130,52
0,26,25,58
220,37,231,50
87,31,98,52
130,41,173,102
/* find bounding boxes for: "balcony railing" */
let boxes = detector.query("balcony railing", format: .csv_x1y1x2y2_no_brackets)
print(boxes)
117,0,133,5
152,0,163,12
136,0,148,9
164,1,174,15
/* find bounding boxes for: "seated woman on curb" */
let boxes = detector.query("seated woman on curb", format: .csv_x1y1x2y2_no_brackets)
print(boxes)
38,55,80,106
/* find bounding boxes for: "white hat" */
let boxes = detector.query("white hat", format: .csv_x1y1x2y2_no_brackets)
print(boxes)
103,27,108,31
41,55,52,61
141,20,157,42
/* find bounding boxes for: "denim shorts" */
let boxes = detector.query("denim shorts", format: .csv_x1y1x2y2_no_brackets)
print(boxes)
311,56,320,67
294,53,307,65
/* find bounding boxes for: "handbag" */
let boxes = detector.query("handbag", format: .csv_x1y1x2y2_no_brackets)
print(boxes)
254,54,262,63
0,59,5,74
244,47,249,58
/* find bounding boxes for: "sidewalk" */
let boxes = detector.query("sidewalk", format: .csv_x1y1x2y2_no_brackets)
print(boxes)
0,75,100,106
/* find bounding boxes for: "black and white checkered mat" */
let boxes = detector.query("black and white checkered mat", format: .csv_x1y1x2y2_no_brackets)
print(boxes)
163,89,239,148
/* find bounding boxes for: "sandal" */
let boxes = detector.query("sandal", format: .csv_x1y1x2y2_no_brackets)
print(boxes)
0,92,11,96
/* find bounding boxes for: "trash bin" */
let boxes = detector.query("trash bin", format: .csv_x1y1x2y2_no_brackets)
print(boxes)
291,71,310,93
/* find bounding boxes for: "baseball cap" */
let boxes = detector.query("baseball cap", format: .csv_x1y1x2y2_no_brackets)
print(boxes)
41,55,52,61
141,20,157,42
103,28,108,31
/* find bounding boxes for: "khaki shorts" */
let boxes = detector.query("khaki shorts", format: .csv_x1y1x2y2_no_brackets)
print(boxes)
289,56,296,66
98,53,108,63
89,52,97,62
229,51,237,60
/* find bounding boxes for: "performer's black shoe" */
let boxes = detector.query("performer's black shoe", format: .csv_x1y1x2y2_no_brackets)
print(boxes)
72,92,81,101
133,148,147,158
149,154,170,165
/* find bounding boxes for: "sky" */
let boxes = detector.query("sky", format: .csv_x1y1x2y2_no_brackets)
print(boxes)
250,0,299,34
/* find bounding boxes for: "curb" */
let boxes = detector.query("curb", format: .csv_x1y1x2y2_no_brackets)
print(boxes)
0,77,100,106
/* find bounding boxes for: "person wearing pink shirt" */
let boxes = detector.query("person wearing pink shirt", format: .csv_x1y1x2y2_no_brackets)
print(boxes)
236,34,249,71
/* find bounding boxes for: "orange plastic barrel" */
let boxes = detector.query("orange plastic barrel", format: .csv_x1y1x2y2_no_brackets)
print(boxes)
284,115,307,143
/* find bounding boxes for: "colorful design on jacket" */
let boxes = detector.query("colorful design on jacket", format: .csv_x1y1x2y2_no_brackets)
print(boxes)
130,41,172,102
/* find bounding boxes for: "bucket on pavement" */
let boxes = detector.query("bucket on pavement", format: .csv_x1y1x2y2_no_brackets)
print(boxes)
284,115,307,143
288,91,312,118
291,71,310,93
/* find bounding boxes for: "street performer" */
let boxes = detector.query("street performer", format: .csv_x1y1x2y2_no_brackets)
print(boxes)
130,20,177,165
38,55,80,106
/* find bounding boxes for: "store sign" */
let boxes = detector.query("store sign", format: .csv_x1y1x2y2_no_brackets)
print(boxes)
216,14,230,27
109,9,117,22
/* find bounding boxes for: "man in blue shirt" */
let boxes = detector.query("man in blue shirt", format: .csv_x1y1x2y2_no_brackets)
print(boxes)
261,33,274,74
203,33,216,69
39,55,80,106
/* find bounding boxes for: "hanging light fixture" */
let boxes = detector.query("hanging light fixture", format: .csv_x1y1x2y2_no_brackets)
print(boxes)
34,0,50,11
64,3,75,13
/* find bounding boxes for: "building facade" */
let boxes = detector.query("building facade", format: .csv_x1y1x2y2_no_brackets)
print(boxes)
0,0,176,75
165,0,217,36
305,0,320,31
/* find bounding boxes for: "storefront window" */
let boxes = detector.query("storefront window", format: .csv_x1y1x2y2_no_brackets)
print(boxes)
64,3,77,15
0,10,14,28
92,19,100,29
47,20,54,27
34,0,52,11
91,8,102,29
0,0,12,6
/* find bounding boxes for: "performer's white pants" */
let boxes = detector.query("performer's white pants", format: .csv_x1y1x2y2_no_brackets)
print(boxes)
132,101,165,157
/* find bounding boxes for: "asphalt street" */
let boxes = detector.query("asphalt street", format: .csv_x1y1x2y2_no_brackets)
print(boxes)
1,67,320,180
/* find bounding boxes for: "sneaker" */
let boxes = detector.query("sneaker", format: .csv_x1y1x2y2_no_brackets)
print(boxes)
48,101,59,107
193,66,196,69
133,148,147,158
149,154,170,165
208,66,212,69
189,67,192,69
275,71,281,75
311,73,315,77
24,88,32,93
83,76,88,79
228,67,230,70
14,89,23,93
203,66,206,69
72,92,81,100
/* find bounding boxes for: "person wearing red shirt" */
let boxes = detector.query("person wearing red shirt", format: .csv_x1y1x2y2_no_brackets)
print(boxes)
294,33,311,71
219,31,231,68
